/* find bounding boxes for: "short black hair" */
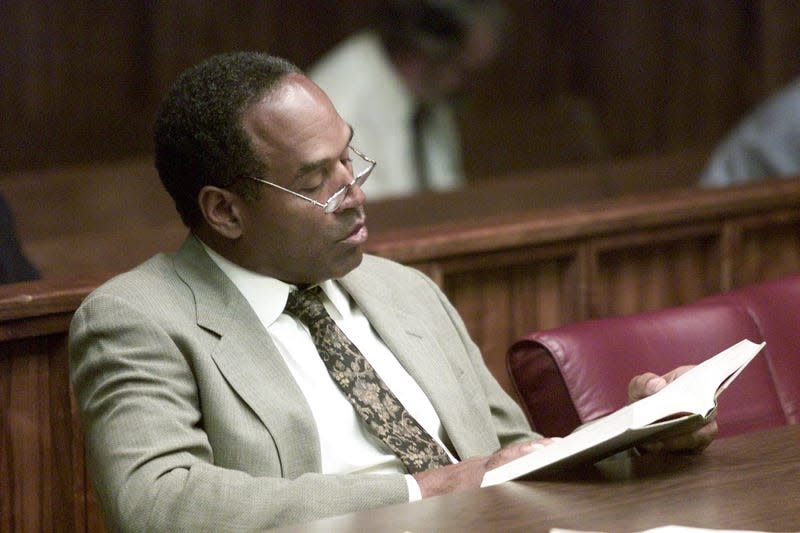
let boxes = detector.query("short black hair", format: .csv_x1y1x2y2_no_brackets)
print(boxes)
154,52,301,228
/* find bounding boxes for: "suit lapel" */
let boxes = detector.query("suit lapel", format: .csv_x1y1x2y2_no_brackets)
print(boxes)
173,236,321,476
340,267,481,459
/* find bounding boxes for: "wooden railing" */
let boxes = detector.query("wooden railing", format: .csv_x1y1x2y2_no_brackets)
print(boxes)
0,149,707,280
2,177,799,532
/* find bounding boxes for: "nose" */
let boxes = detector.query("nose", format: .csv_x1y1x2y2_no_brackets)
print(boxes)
332,178,366,212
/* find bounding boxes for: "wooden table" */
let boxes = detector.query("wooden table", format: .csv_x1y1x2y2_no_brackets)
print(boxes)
272,424,800,532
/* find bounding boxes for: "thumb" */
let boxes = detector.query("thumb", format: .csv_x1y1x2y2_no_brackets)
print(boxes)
628,372,667,403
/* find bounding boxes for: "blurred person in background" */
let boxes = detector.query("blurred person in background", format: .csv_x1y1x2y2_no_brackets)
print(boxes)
701,76,800,187
310,0,510,200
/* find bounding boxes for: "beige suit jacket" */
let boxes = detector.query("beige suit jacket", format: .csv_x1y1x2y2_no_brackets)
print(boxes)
69,235,535,532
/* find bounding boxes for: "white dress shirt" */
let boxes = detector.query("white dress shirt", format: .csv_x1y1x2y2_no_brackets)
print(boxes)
202,244,455,500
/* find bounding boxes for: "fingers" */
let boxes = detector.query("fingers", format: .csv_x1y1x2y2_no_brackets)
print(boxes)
485,438,560,470
414,438,562,498
629,364,718,453
412,456,487,497
628,365,697,403
640,418,719,454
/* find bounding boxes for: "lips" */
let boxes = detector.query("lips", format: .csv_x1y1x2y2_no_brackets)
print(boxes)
342,217,368,244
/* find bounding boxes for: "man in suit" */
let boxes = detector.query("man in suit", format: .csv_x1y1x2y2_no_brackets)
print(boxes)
69,52,717,532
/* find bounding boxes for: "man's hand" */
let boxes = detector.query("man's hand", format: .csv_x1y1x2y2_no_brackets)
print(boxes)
412,438,558,498
628,365,718,453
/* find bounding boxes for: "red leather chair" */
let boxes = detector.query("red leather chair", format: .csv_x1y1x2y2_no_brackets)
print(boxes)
702,278,800,426
507,274,800,438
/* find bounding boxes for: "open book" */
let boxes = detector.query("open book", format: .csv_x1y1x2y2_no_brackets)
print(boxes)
482,338,766,487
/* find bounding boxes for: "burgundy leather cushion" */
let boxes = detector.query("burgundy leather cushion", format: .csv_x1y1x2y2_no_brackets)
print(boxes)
700,274,800,424
508,301,786,438
507,339,581,437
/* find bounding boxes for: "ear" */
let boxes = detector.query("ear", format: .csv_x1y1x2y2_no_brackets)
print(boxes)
198,186,244,239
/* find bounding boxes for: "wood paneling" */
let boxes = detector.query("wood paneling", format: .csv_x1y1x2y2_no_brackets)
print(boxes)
0,1,372,171
736,212,800,285
590,229,722,316
1,278,104,532
1,336,82,532
3,1,800,176
445,253,583,387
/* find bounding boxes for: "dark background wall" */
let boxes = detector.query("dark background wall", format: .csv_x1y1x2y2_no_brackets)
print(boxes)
2,1,800,180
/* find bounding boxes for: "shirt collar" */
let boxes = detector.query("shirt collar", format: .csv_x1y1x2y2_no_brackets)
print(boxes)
199,240,351,325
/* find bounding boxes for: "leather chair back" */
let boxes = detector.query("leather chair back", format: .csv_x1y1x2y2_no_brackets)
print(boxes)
508,274,800,437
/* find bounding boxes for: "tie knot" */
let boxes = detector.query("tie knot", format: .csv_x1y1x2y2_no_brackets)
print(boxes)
285,286,327,326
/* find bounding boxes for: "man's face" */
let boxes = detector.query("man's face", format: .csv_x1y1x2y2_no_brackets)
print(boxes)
235,74,368,285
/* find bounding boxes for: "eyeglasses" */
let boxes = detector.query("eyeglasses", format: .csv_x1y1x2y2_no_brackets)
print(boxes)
245,145,375,213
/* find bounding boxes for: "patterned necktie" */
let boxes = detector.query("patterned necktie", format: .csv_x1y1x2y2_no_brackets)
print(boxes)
285,286,451,473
